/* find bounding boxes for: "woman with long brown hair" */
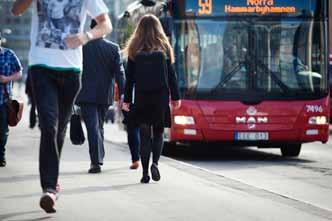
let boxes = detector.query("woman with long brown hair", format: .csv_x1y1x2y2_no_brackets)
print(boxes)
122,14,181,183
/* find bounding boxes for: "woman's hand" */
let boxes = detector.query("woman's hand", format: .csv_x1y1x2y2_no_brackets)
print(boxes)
122,102,130,112
172,100,181,109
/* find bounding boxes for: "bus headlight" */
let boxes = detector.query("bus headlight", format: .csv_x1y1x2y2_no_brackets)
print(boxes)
308,116,327,125
174,116,195,125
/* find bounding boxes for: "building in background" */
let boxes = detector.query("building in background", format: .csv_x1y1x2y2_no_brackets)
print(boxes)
0,0,31,78
0,0,136,75
104,0,136,40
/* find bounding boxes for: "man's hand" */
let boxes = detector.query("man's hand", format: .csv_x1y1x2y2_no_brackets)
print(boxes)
0,72,21,83
0,75,10,84
65,33,89,49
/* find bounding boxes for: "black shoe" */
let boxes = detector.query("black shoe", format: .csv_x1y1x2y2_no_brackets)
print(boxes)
150,163,160,181
0,159,6,167
88,165,101,174
140,175,150,184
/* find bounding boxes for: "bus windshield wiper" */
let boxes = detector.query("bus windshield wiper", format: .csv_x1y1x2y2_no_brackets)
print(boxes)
268,70,290,93
254,57,290,93
210,61,245,94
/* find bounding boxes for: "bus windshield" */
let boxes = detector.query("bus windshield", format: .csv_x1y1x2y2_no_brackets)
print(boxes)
174,17,328,100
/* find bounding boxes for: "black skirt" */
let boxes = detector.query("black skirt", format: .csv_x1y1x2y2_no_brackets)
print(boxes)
134,90,171,128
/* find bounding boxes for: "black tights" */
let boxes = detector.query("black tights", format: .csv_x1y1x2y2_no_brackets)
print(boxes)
139,124,164,176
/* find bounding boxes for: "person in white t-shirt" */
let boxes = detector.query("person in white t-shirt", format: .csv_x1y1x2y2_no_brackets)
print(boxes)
12,0,112,214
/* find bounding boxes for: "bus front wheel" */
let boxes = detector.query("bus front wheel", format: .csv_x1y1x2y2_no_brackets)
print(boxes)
280,143,302,157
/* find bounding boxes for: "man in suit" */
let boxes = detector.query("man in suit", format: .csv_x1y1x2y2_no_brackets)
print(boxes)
76,19,125,173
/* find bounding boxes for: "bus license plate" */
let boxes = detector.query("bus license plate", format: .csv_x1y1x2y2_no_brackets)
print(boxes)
235,132,269,141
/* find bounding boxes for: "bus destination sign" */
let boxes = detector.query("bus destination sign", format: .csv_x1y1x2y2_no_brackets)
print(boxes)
176,0,323,18
198,0,212,15
180,0,316,17
224,0,296,15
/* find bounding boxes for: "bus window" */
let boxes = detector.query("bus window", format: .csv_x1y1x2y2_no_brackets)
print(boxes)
253,19,325,93
174,19,201,94
174,18,327,99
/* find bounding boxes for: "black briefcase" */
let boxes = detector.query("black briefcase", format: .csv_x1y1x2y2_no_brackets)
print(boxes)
70,113,85,145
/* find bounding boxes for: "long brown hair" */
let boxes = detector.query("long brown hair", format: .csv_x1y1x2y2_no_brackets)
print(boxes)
124,14,175,63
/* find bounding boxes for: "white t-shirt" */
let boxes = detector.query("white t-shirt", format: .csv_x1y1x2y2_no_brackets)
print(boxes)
29,0,109,71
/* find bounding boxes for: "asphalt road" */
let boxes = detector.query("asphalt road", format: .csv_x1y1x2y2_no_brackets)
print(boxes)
164,138,332,215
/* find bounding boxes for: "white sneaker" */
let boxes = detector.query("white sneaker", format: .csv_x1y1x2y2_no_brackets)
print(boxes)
40,192,57,213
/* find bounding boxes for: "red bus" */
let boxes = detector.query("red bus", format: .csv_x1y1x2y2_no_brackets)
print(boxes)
118,0,329,157
329,1,332,121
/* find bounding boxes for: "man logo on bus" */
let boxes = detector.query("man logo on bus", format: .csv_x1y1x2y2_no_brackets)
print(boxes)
246,106,257,116
235,116,268,129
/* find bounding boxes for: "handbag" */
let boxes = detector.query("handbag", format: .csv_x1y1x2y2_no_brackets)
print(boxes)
70,107,85,145
4,88,24,127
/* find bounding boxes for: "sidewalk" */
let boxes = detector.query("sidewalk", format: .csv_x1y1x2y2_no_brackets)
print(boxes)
0,89,330,220
1,121,328,221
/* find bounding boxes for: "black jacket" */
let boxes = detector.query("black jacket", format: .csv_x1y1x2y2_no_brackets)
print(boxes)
76,39,125,105
124,55,180,127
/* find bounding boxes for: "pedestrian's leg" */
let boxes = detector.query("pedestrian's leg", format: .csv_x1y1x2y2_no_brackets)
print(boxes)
31,69,59,193
150,125,164,181
127,126,140,163
57,72,80,157
81,105,103,170
0,104,9,167
139,124,152,183
152,125,164,165
97,105,108,163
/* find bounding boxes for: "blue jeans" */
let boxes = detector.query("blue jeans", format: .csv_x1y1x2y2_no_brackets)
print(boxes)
127,126,140,162
0,104,9,161
123,109,140,163
80,104,107,166
31,66,81,193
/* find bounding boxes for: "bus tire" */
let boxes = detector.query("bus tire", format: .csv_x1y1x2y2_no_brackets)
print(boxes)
280,143,302,157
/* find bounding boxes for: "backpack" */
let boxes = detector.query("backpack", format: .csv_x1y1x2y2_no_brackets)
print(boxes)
134,51,168,93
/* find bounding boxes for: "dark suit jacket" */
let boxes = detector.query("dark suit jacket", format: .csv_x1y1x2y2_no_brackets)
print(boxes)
76,39,125,106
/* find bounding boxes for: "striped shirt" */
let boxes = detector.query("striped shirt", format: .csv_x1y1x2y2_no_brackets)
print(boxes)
0,47,22,105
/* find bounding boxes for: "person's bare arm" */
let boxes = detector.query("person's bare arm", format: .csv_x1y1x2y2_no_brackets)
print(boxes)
65,14,112,49
0,72,22,84
88,14,113,40
12,0,33,16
